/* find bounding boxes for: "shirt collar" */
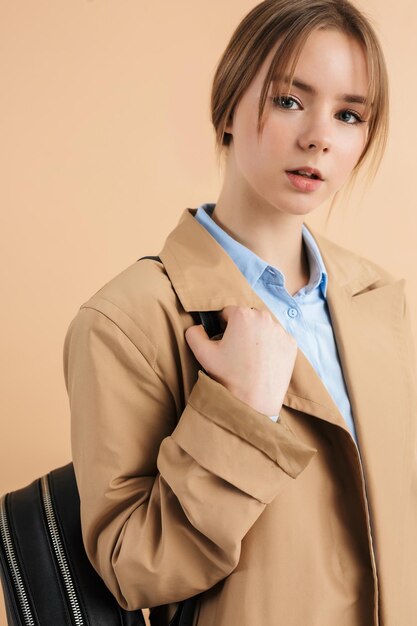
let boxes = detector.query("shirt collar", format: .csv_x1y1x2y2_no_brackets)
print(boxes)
195,203,328,298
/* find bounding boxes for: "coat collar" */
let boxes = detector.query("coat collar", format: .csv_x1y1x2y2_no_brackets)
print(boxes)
159,208,406,447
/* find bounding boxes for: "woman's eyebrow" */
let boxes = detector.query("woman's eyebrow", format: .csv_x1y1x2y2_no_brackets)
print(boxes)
275,75,367,105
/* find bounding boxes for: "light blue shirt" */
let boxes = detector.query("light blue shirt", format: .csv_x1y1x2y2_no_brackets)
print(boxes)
194,202,358,446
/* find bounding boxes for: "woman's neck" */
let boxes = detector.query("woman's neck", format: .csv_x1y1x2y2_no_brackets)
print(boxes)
210,200,310,297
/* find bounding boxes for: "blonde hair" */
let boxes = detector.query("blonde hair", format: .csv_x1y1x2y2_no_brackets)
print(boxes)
210,0,389,193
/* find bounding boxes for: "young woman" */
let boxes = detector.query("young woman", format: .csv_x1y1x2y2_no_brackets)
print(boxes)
63,1,417,624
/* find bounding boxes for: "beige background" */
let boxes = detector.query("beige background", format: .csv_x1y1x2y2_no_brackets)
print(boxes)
0,1,416,624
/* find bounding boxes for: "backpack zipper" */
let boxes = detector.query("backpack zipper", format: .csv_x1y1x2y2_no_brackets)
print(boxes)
0,493,36,626
40,474,85,626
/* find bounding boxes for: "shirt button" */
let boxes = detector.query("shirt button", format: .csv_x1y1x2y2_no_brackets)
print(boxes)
287,307,298,318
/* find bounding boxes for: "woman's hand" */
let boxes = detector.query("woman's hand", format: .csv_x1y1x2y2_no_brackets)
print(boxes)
184,305,298,417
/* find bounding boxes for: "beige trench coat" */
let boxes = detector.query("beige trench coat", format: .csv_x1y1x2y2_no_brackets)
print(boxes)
63,208,417,626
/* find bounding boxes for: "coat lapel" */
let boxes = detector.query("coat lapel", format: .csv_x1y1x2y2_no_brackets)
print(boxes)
320,247,411,521
159,208,407,455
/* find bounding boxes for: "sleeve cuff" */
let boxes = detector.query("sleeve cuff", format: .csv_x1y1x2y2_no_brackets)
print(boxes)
170,370,318,503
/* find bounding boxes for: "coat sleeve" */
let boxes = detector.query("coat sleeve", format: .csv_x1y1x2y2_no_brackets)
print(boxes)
63,304,317,611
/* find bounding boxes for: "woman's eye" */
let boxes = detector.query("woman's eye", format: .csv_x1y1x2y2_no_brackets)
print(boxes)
272,96,301,110
338,109,364,124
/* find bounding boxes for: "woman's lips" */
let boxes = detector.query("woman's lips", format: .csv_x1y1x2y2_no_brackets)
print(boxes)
285,171,323,192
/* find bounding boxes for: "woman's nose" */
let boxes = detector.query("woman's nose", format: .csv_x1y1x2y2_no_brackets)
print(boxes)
297,122,331,153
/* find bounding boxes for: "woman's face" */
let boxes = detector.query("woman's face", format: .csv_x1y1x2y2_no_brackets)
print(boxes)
225,28,370,217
